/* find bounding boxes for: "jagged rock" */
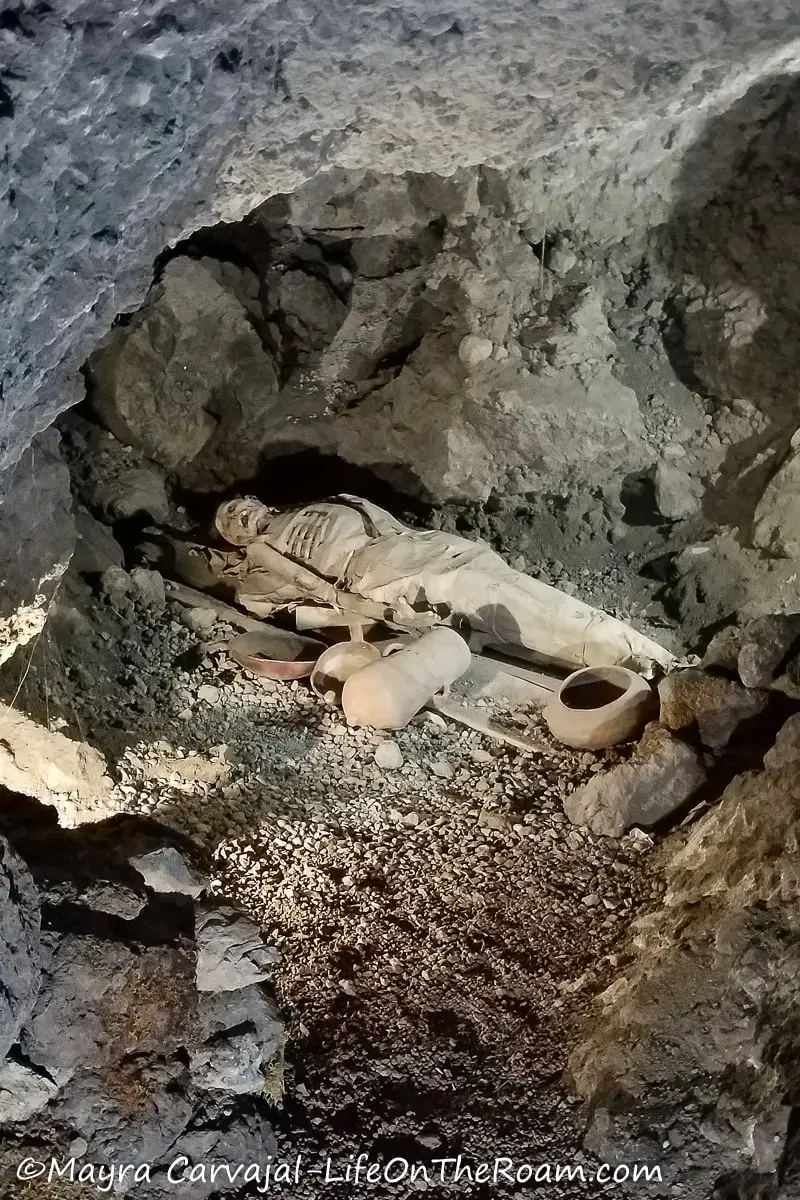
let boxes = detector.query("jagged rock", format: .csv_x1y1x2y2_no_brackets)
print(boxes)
564,724,706,837
275,267,348,350
700,625,740,672
89,258,280,489
0,839,40,1059
55,1057,196,1169
77,882,147,921
195,905,281,993
179,607,219,636
0,1057,58,1123
763,712,800,773
547,243,578,277
100,564,133,607
752,439,800,559
169,1111,280,1200
738,613,800,697
0,711,112,819
95,465,171,524
72,509,125,577
22,933,168,1086
658,668,769,750
0,432,74,668
129,847,205,899
191,985,283,1094
654,461,703,521
332,314,650,502
774,655,800,701
130,567,167,615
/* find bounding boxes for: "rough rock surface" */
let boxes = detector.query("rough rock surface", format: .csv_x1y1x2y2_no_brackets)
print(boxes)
72,508,126,577
738,613,800,698
0,838,40,1060
129,846,205,898
570,712,800,1197
91,216,664,503
0,1058,58,1126
654,461,704,522
564,724,707,838
0,794,283,1198
0,430,74,666
93,467,171,525
764,711,800,772
195,905,281,993
753,437,800,558
658,667,769,750
5,0,800,482
2,3,800,658
191,986,282,1095
0,710,112,825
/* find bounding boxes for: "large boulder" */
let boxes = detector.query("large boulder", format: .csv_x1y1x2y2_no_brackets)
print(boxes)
657,667,769,750
89,257,281,490
564,724,706,838
654,460,704,521
0,710,112,825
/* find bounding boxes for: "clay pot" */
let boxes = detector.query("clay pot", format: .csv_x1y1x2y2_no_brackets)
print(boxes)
310,641,382,706
543,665,655,750
342,627,472,729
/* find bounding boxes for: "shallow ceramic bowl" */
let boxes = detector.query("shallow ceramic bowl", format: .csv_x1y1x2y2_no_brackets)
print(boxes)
228,630,326,681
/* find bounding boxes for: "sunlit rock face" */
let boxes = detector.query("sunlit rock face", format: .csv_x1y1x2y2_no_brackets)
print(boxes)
2,0,800,655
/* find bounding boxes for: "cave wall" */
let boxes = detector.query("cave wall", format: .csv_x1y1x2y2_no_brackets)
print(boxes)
3,1,800,661
571,712,800,1196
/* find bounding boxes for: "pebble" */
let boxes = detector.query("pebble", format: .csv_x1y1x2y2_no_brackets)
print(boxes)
458,333,493,367
180,607,218,634
197,684,221,705
374,741,404,770
430,759,454,779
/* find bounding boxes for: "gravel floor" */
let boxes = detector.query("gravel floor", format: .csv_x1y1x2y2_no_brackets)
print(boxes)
0,582,667,1197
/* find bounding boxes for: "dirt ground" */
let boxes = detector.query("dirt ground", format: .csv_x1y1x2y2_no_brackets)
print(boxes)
0,564,669,1198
